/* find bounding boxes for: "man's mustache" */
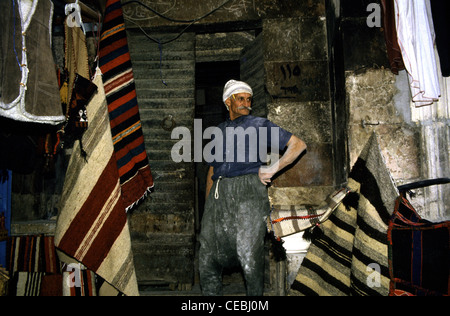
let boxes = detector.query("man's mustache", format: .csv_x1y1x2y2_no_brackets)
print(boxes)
237,106,252,111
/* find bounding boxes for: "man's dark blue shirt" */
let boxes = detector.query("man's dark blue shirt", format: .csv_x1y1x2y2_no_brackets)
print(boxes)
208,115,292,181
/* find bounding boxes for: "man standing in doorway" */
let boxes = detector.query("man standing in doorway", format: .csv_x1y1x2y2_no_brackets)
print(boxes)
199,80,307,296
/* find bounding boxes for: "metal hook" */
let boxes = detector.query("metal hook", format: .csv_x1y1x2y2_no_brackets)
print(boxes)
161,115,176,131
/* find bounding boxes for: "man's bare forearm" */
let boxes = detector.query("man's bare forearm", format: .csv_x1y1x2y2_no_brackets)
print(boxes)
277,135,307,171
259,135,307,185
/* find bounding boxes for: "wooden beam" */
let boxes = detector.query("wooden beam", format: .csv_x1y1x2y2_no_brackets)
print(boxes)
64,0,102,21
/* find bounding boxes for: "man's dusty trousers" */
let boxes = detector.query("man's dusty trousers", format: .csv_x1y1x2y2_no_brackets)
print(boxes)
199,174,270,296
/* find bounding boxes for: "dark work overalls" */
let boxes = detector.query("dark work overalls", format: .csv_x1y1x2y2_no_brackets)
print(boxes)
198,115,292,296
199,174,270,296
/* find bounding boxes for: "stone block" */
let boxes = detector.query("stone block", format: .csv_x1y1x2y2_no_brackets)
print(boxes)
263,19,301,62
129,212,195,238
273,142,334,187
299,17,328,61
266,61,330,102
268,101,332,144
346,69,421,182
348,124,421,181
346,69,403,125
263,16,327,62
124,0,326,29
341,18,389,71
11,220,56,236
268,186,335,207
132,234,195,285
262,0,326,19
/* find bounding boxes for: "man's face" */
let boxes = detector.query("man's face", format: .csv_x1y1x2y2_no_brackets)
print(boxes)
225,93,252,120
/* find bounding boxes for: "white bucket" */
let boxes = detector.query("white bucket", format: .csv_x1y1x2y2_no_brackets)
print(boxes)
281,232,311,286
281,231,311,254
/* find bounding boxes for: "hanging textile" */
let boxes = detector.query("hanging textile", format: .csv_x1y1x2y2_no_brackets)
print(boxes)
98,0,154,211
64,17,90,102
58,17,94,155
267,187,352,241
6,235,61,296
291,133,399,296
381,0,405,75
7,236,60,275
55,68,139,296
61,265,97,296
394,0,441,107
0,0,65,124
388,196,450,296
429,0,450,77
62,73,98,156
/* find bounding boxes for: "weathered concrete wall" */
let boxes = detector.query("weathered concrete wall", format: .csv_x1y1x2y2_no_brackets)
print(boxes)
345,68,449,222
264,3,343,207
122,0,326,28
346,69,421,181
341,0,449,222
346,68,421,184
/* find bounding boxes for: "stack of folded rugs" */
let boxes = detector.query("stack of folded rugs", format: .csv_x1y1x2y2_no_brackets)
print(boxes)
6,235,61,296
0,266,8,296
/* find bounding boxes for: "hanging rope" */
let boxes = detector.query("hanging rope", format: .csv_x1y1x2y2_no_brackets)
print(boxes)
158,39,167,86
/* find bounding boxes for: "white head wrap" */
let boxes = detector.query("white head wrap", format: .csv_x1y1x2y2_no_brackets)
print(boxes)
222,80,253,105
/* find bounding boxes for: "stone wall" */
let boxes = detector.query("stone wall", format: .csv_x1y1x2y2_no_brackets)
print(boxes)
345,68,449,222
265,0,349,208
341,0,449,222
346,69,421,181
124,0,343,286
265,13,339,206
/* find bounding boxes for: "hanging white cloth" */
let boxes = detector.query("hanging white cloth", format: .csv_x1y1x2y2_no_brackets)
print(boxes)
394,0,441,107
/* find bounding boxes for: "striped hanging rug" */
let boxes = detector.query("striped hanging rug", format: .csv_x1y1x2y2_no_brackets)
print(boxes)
291,133,399,296
99,0,154,211
55,69,140,296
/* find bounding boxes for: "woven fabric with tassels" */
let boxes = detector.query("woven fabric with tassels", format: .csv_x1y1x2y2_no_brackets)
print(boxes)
267,187,352,241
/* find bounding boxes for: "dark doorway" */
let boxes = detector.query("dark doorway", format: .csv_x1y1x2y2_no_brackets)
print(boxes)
194,60,240,233
193,31,273,295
